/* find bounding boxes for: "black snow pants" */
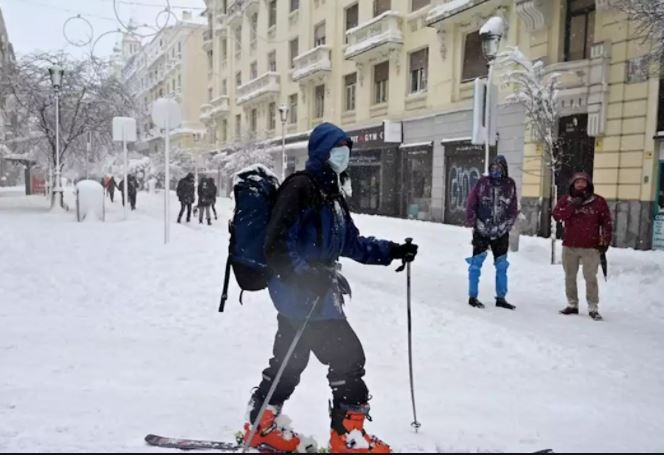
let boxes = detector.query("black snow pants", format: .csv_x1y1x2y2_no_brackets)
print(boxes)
250,315,368,423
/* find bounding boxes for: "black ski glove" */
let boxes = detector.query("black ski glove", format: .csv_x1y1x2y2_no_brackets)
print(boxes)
597,244,609,254
391,242,419,263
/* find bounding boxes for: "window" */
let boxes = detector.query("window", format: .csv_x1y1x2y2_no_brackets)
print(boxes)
268,51,277,72
235,114,242,139
346,3,359,33
222,119,228,142
207,50,214,71
658,78,664,133
208,87,213,102
234,27,242,56
268,102,277,130
178,74,181,88
344,73,357,111
314,21,326,47
289,94,298,124
250,13,258,46
461,31,488,81
250,61,257,80
374,0,391,16
411,0,430,11
221,38,228,60
236,71,242,88
178,41,181,54
269,0,277,28
565,0,596,61
373,61,389,104
222,79,228,95
409,47,429,93
250,109,257,133
314,85,325,118
289,38,299,69
290,0,299,12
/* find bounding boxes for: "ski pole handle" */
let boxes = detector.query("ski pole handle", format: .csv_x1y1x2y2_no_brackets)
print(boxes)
396,238,415,273
404,238,414,261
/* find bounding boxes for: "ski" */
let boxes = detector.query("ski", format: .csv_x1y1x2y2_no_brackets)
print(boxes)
145,434,240,452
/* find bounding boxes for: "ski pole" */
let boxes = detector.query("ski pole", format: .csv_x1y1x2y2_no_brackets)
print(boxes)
405,238,421,432
242,297,321,454
396,238,421,432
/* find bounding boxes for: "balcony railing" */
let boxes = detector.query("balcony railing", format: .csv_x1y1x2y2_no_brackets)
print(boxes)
236,72,280,106
345,11,404,61
292,46,332,82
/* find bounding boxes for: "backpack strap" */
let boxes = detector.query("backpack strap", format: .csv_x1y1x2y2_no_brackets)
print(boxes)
218,254,232,313
279,171,326,249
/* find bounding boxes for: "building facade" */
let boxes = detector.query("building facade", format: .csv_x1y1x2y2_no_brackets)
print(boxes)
200,0,663,249
0,6,17,187
509,0,661,250
120,13,208,172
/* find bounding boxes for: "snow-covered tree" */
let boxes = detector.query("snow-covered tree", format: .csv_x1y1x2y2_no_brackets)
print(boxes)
497,47,562,264
0,52,134,206
211,135,276,181
612,0,664,70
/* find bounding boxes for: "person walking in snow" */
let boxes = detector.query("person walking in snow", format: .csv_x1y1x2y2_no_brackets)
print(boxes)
197,177,213,225
207,177,219,221
242,123,419,454
118,175,138,210
465,155,519,310
553,173,612,321
176,173,195,223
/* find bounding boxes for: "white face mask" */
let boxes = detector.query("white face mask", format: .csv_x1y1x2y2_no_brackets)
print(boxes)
328,146,350,174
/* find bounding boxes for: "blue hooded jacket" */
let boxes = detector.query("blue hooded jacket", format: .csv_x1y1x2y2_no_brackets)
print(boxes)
264,123,396,320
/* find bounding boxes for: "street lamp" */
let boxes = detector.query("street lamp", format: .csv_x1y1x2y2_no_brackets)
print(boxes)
278,103,289,181
48,65,65,207
152,97,182,245
479,16,505,175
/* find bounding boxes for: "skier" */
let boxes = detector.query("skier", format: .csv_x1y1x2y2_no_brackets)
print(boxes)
176,173,195,223
242,123,419,454
197,177,213,225
465,155,519,310
553,172,612,321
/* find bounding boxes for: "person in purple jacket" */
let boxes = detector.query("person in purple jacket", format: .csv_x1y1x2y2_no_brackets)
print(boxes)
465,155,519,310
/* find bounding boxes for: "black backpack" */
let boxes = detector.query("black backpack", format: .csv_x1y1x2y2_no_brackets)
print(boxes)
219,167,322,312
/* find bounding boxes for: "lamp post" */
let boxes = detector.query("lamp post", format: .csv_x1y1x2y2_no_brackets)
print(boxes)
479,16,505,175
152,98,182,245
48,65,65,207
112,117,137,221
278,103,289,181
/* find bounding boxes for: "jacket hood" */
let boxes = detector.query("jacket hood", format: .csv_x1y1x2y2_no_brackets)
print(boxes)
569,172,594,195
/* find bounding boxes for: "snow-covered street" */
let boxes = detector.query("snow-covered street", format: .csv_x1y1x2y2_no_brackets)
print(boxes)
1,190,663,453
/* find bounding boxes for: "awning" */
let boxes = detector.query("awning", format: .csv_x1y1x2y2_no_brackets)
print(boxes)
399,141,433,151
265,140,309,154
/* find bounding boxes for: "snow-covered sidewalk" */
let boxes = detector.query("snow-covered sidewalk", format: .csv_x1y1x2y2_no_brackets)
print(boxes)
1,191,663,452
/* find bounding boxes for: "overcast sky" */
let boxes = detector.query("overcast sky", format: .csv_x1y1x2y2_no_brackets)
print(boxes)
0,0,206,59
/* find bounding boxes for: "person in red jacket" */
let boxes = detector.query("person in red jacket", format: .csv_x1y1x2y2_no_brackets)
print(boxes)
553,172,613,321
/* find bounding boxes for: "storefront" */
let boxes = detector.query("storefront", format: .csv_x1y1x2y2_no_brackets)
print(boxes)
402,104,525,225
654,140,664,250
399,142,433,220
346,124,401,217
443,140,496,226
